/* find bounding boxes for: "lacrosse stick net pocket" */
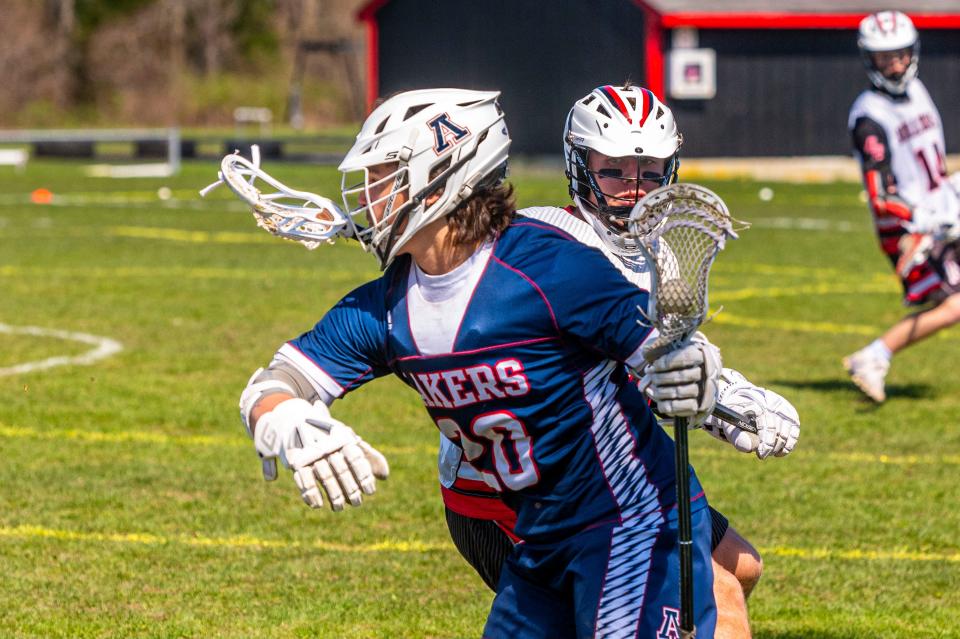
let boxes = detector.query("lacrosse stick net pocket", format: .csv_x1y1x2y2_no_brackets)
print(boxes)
200,146,350,249
627,183,739,354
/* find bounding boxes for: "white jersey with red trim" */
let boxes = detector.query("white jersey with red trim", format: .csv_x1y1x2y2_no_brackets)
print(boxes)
848,80,960,219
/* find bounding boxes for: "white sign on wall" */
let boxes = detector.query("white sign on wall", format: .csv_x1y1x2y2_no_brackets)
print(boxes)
668,48,716,100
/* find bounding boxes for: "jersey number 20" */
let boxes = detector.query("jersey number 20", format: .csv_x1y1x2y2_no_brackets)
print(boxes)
436,411,540,491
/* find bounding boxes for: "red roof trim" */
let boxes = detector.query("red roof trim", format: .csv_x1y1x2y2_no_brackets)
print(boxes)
357,0,390,21
640,3,664,99
356,0,389,112
364,14,379,112
660,13,960,30
355,0,960,116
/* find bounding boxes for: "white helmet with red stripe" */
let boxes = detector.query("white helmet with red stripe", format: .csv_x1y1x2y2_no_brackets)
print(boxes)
858,11,919,95
564,84,682,253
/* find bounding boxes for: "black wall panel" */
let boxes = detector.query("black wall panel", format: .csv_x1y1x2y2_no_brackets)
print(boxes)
672,29,960,157
377,0,647,155
375,2,960,157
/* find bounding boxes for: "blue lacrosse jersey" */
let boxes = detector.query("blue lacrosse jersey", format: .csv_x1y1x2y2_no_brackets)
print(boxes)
284,217,705,542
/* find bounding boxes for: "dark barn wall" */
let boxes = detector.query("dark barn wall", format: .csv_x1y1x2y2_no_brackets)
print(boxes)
672,28,960,157
376,0,647,155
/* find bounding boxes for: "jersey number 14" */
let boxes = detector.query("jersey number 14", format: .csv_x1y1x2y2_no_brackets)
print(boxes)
916,142,947,191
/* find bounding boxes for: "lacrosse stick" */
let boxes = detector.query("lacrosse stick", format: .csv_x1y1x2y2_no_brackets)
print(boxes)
199,144,351,248
896,202,960,277
627,183,738,639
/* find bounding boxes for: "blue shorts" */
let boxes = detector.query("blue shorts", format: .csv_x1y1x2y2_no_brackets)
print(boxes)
482,505,716,639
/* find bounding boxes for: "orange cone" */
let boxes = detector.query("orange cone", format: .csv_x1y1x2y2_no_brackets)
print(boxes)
30,188,53,204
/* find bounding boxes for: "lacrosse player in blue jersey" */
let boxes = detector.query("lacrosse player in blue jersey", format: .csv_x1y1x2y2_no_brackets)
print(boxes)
239,88,722,638
439,84,800,639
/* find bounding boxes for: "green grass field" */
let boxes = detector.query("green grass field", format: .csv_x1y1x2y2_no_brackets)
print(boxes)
1,159,958,638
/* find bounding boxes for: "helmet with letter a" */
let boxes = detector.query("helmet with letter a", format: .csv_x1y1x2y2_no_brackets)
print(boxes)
563,84,682,254
339,88,511,269
857,11,920,96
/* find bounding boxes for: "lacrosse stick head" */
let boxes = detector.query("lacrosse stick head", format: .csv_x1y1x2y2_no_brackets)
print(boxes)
200,146,350,249
626,183,737,358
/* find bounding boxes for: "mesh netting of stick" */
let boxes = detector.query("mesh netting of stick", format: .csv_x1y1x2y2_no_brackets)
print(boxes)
627,183,737,353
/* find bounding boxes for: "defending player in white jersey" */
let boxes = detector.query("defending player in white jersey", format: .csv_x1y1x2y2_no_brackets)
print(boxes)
844,11,960,403
239,88,727,637
440,84,800,639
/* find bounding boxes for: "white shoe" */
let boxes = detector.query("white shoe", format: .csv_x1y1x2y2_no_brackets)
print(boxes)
843,348,890,403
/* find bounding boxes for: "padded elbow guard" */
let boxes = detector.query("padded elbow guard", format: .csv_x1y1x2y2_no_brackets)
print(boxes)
238,363,322,437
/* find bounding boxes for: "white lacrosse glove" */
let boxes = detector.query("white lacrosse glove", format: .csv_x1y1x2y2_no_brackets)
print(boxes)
949,171,960,196
253,398,389,511
896,233,934,278
639,332,721,426
702,369,800,459
905,203,960,241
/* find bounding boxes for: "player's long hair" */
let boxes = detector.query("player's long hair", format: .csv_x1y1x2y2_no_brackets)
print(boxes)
445,180,516,247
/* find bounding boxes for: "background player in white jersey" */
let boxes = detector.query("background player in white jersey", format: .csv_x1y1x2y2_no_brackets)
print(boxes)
844,11,960,403
240,88,724,637
441,84,800,639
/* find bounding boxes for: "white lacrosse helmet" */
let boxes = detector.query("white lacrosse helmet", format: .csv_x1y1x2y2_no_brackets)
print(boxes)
858,11,919,95
339,88,511,268
564,84,682,254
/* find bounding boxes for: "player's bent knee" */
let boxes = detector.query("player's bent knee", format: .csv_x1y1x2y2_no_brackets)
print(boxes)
713,527,763,598
738,553,763,597
711,558,745,600
941,293,960,320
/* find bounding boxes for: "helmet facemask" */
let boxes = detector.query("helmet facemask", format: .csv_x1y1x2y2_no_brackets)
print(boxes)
567,144,680,251
338,89,511,269
857,11,920,96
341,162,414,266
861,43,920,95
563,85,683,255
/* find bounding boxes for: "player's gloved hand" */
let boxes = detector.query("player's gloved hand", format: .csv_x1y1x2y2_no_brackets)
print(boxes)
254,398,389,511
906,204,960,241
949,171,960,196
701,369,800,459
639,332,721,425
896,233,934,277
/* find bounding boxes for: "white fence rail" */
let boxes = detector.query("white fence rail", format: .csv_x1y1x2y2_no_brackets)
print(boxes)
0,128,181,177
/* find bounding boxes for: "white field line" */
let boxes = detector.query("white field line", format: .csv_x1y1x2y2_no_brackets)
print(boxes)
0,324,122,377
0,523,957,564
750,217,863,232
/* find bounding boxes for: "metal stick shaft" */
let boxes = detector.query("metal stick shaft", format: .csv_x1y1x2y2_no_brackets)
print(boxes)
674,416,696,637
711,402,759,434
